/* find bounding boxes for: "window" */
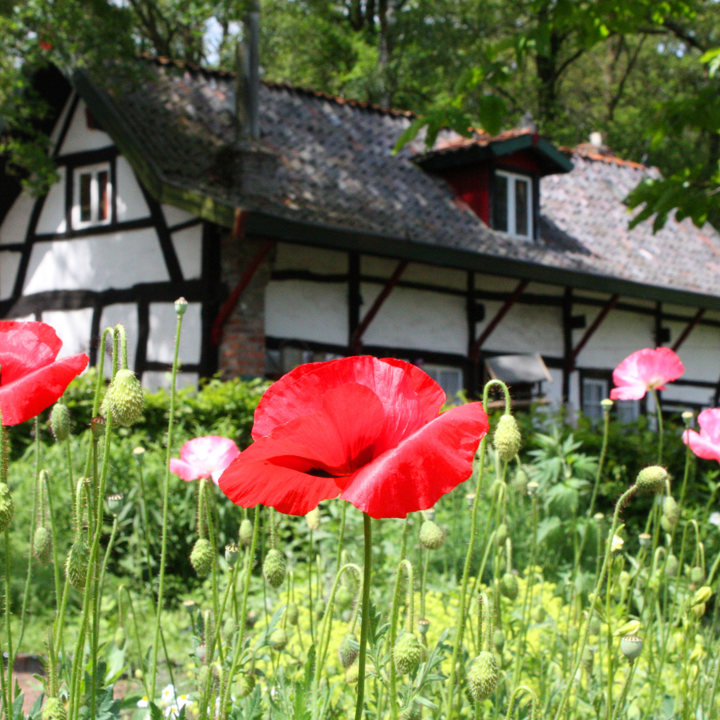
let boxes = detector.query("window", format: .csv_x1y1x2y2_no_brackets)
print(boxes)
493,170,533,239
422,365,464,403
73,164,111,228
581,376,640,423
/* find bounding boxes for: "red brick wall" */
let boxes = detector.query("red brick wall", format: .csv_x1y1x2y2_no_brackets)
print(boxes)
218,232,275,379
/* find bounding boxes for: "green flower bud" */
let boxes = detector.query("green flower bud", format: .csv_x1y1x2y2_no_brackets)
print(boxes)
114,626,126,647
399,701,423,720
495,523,508,547
512,467,529,493
665,554,679,578
494,414,521,462
0,483,13,532
532,606,546,624
338,633,360,669
345,664,359,684
50,402,71,442
237,672,256,698
690,566,705,586
335,586,354,610
33,526,53,564
620,635,643,662
65,540,89,591
175,297,188,316
693,585,713,606
42,697,67,720
635,466,669,495
224,542,240,567
286,602,299,626
195,642,207,661
638,532,652,548
662,496,680,527
419,520,445,550
393,632,424,675
493,629,505,652
467,651,500,702
417,617,430,637
190,538,215,577
239,519,253,546
582,647,594,674
526,481,540,497
263,548,286,589
101,369,144,427
268,627,288,651
500,572,519,600
105,493,124,516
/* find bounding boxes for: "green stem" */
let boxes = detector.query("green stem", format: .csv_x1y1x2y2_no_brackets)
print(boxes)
651,389,664,465
354,513,373,720
149,308,185,699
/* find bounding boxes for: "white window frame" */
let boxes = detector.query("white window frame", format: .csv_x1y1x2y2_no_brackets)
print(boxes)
494,170,533,240
72,163,112,229
581,377,607,422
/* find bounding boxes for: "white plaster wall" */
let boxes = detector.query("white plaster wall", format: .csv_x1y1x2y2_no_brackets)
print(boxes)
274,243,347,273
41,308,93,357
265,281,348,345
36,167,67,235
572,308,654,368
116,157,150,222
545,367,563,407
57,100,114,154
480,303,563,357
147,302,201,365
23,229,168,293
162,204,197,228
665,321,720,381
99,304,140,373
0,193,34,245
361,285,467,354
0,252,21,300
362,256,466,291
143,370,198,392
172,226,203,280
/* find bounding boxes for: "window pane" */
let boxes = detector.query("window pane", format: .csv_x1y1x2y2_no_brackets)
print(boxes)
515,178,529,237
97,170,109,221
79,173,92,222
493,174,508,232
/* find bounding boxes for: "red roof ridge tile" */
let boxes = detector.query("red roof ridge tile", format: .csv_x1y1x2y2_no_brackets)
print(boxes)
560,143,648,170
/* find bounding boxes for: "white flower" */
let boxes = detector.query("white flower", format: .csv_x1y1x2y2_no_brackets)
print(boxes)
611,534,624,552
709,511,720,527
160,684,177,706
137,696,150,708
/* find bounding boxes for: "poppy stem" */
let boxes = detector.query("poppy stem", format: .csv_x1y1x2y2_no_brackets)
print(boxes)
651,389,664,464
354,512,372,720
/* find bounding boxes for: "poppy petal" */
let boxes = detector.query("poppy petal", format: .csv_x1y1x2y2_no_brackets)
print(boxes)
609,384,647,401
697,408,720,444
683,429,720,463
340,401,489,518
0,353,88,426
0,320,64,384
252,356,444,440
169,458,197,481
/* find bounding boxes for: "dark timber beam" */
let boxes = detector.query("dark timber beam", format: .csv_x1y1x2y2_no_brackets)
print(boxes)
672,308,706,352
350,260,408,354
568,294,619,370
469,279,529,360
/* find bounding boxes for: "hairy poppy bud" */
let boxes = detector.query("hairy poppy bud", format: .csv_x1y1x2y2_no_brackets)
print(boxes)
394,632,424,675
0,484,13,532
690,566,705,586
500,572,519,600
269,627,288,651
114,626,126,647
224,543,240,567
101,369,144,427
239,519,253,546
635,466,669,495
495,523,508,547
494,414,521,462
190,538,215,577
305,507,321,531
665,554,679,578
620,635,643,662
286,602,299,626
419,520,445,550
237,672,256,698
42,697,67,720
33,526,53,563
65,540,89,590
582,647,594,675
263,548,286,589
493,629,505,652
338,633,359,669
467,651,500,702
662,496,680,528
50,402,71,442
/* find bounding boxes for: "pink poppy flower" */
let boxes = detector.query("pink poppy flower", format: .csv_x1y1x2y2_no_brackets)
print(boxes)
218,356,489,519
0,321,88,426
683,408,720,464
610,347,684,401
170,436,241,485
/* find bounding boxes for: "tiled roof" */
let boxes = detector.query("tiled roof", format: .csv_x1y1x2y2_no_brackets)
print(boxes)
80,58,720,305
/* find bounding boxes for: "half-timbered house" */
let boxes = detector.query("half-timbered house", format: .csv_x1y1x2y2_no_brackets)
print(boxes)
2,58,720,418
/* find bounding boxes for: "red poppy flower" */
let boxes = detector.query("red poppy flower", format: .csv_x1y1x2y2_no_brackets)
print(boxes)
0,321,88,426
683,408,720,464
609,347,684,401
170,436,241,485
219,356,489,519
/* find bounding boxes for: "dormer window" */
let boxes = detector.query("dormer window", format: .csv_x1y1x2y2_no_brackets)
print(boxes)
73,164,111,228
493,170,533,240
